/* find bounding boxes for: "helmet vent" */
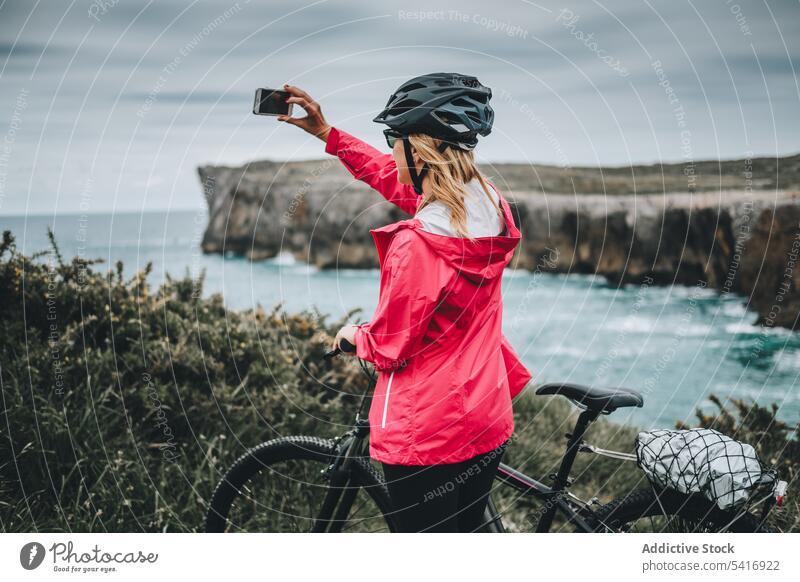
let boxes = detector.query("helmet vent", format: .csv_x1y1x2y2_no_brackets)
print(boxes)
433,111,459,125
390,99,421,115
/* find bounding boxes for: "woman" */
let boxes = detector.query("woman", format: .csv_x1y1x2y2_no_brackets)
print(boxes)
279,73,532,532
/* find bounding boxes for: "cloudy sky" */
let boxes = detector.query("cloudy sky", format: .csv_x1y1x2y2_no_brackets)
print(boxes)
1,0,799,214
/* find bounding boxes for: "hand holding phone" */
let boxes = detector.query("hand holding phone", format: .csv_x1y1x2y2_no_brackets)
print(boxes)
270,84,331,142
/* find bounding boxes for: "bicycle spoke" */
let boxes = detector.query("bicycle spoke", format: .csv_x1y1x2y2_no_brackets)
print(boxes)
220,455,391,532
341,495,384,532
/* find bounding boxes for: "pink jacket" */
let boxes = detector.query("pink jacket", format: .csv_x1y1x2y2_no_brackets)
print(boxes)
326,127,533,465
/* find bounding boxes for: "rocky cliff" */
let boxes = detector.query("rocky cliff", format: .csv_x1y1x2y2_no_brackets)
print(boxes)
199,153,800,329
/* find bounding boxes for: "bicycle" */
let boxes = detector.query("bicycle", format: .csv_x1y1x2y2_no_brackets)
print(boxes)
205,341,784,533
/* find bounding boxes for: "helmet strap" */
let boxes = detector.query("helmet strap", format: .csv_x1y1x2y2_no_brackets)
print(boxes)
403,138,429,195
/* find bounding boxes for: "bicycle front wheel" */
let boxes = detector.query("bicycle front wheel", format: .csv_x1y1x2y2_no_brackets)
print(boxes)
205,436,395,532
593,488,775,533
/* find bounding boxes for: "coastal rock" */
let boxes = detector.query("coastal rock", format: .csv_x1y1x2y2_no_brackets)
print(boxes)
199,155,800,329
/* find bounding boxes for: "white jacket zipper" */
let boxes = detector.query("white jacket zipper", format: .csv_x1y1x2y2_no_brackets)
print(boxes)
380,371,395,429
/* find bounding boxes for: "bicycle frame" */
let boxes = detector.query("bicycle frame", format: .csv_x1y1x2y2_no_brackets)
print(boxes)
311,415,378,533
483,465,594,532
484,407,618,533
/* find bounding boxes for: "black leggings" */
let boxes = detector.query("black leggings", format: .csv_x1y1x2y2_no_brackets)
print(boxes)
381,440,508,533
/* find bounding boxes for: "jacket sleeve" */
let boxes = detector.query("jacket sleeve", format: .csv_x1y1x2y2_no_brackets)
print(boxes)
325,127,420,216
501,334,533,401
353,230,447,371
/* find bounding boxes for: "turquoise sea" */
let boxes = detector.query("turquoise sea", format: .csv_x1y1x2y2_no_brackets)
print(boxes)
4,210,799,429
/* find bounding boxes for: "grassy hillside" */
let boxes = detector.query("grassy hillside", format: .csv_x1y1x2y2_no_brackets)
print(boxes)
482,152,800,194
0,230,796,532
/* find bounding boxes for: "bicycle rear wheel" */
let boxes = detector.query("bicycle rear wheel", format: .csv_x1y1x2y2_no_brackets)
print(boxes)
593,488,775,532
205,436,395,532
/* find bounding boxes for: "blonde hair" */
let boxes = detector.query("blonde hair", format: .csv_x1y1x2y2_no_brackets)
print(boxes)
408,134,505,239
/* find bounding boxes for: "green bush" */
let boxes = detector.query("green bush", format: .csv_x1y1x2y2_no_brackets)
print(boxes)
677,396,799,532
0,231,364,531
0,230,796,532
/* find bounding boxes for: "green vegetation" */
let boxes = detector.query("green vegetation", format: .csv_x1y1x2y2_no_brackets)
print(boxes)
0,231,797,532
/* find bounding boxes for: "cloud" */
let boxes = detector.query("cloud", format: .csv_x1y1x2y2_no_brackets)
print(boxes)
0,0,798,214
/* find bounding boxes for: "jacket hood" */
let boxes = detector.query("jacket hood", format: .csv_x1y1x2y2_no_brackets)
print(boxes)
370,196,521,282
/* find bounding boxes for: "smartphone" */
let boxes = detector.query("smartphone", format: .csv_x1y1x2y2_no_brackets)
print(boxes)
253,88,293,116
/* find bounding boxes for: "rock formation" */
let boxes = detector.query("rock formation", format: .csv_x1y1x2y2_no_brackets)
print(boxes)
199,153,800,329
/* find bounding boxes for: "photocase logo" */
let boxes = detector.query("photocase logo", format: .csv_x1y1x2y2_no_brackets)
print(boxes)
20,542,46,570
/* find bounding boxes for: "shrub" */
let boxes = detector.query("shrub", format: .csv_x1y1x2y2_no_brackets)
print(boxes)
678,396,799,532
0,230,796,532
0,231,364,531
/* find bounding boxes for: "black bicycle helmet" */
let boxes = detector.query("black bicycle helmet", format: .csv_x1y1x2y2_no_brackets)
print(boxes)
373,72,494,194
374,72,493,149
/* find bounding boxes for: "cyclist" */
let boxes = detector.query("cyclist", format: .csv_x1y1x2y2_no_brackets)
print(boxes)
278,73,532,532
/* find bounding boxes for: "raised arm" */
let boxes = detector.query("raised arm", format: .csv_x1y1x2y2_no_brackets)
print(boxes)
324,128,420,216
276,84,420,216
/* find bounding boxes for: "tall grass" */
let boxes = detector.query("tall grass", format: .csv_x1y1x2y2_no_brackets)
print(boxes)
0,231,796,532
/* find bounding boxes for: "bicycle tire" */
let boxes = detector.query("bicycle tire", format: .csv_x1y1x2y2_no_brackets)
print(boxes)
205,435,395,532
592,487,775,533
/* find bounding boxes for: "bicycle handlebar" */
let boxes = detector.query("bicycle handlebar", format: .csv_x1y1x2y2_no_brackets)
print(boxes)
323,338,355,360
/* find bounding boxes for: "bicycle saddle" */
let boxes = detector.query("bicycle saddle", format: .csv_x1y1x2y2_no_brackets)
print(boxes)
535,382,644,414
